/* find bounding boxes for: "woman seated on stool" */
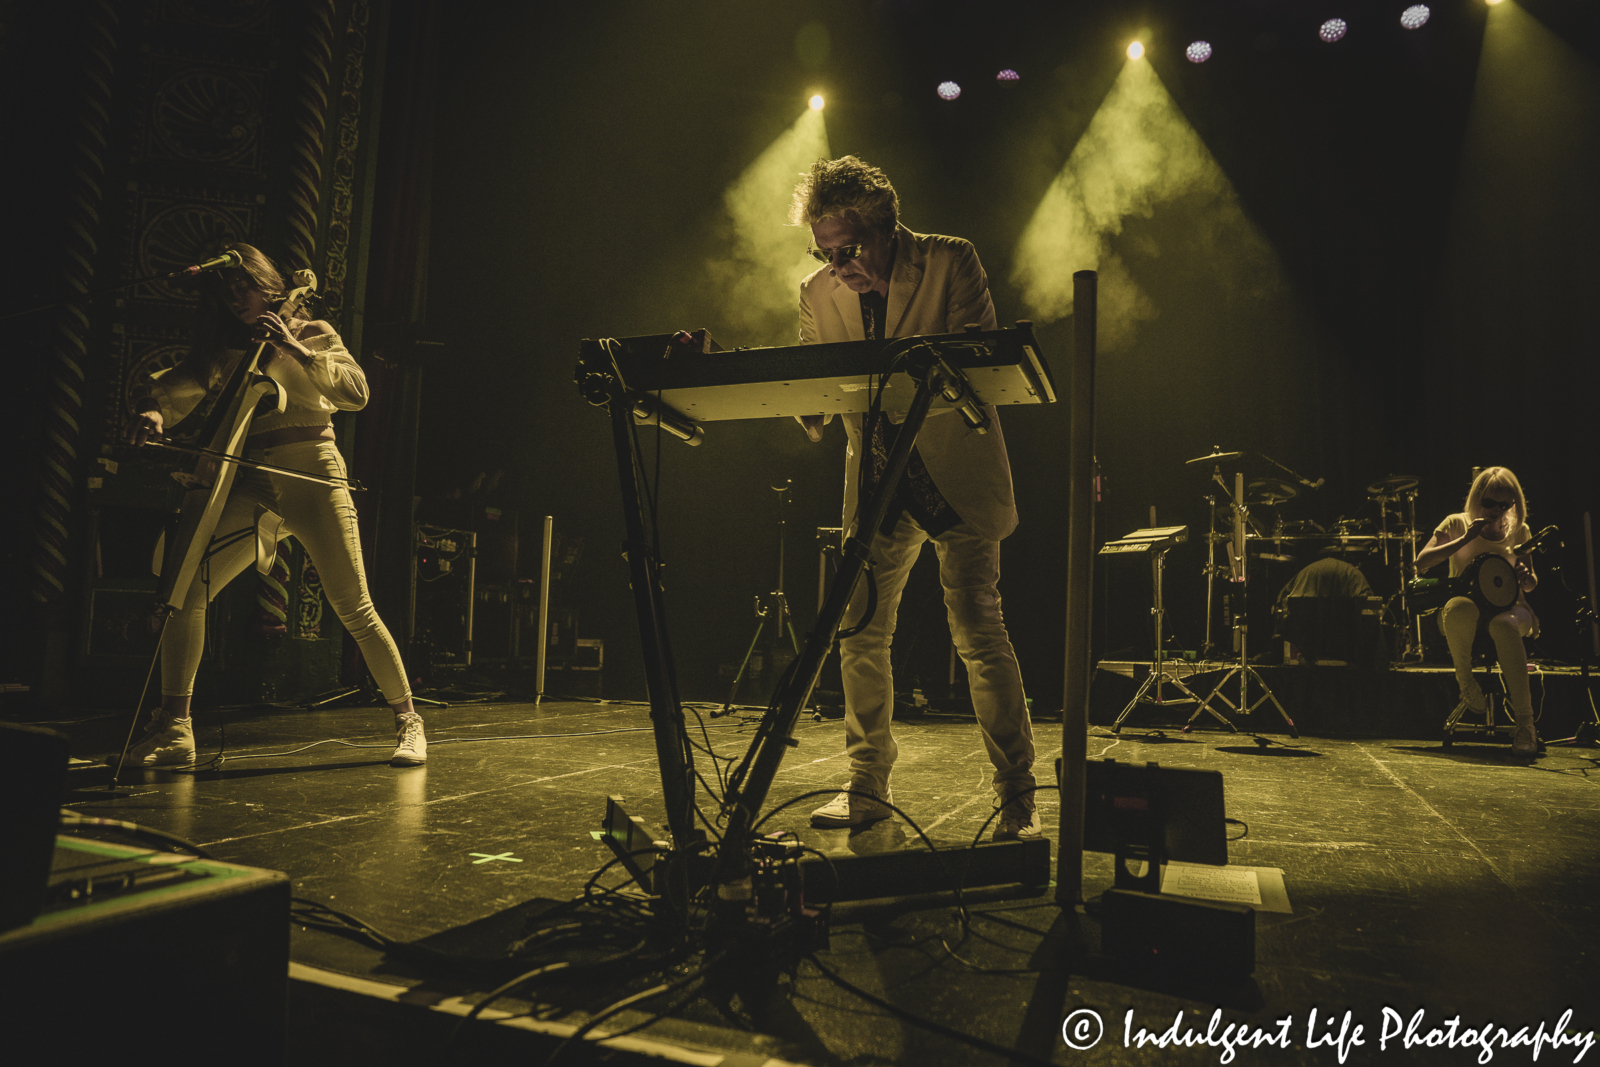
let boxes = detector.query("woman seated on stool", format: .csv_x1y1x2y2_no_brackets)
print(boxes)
1415,466,1539,757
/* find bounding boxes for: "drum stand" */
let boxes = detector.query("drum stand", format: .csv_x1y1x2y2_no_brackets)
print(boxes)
1375,488,1424,661
1190,473,1298,737
1201,493,1220,660
1112,540,1229,733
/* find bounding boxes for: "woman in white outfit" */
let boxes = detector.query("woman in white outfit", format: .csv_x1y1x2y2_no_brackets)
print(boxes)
123,242,425,768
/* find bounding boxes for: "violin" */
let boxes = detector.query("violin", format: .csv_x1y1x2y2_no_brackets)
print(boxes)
150,269,321,616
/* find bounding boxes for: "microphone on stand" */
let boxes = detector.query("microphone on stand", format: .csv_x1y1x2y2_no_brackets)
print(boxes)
1513,526,1559,555
167,249,244,278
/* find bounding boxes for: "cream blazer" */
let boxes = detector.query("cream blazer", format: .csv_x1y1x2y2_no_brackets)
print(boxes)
798,225,1018,542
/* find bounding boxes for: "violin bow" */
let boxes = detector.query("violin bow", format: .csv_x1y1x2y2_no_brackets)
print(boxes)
143,437,366,491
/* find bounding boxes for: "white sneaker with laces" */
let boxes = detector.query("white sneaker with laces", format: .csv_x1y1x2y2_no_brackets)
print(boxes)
1512,722,1539,758
810,781,892,828
123,716,196,768
994,785,1041,841
391,714,427,766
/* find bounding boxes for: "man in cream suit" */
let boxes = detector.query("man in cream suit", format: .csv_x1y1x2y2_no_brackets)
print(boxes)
790,156,1038,839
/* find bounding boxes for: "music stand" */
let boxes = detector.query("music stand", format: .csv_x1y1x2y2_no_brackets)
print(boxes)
1190,472,1298,737
1102,526,1233,734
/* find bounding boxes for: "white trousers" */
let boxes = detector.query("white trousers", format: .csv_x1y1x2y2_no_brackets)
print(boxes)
837,513,1035,795
162,440,411,704
1439,595,1535,719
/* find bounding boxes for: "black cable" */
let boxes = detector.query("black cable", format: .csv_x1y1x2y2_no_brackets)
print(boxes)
833,565,878,641
682,702,735,795
580,847,665,900
541,949,727,1067
58,812,212,858
450,962,570,1039
961,783,1056,848
750,788,971,924
805,954,1061,1067
795,844,840,899
288,896,497,973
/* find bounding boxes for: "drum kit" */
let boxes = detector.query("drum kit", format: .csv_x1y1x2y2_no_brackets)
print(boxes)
1186,448,1430,664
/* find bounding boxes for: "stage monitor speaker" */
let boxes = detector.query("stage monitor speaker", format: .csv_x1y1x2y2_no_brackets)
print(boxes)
0,836,289,1063
0,721,69,931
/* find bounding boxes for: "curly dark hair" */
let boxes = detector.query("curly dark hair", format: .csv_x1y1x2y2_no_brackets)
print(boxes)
789,155,900,236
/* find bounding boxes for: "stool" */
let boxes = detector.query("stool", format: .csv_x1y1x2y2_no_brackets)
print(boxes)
1439,614,1515,749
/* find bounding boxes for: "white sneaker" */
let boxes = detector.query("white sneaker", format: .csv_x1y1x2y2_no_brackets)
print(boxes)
994,787,1042,841
122,716,196,768
391,714,427,766
810,781,892,827
1512,723,1539,758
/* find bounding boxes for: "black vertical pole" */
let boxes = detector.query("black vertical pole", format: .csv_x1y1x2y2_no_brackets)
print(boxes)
607,392,696,855
1058,270,1097,905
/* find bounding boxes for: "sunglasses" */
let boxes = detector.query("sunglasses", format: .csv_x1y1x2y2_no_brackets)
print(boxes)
1480,497,1514,513
806,243,865,264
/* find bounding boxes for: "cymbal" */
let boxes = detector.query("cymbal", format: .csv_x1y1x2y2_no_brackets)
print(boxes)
1246,477,1298,505
1367,474,1419,496
1185,449,1247,467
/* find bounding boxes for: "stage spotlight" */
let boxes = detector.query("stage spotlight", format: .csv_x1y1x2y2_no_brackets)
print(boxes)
996,69,1020,82
1127,41,1145,60
937,80,961,100
1186,41,1213,63
809,94,824,110
1319,18,1348,42
1400,5,1430,29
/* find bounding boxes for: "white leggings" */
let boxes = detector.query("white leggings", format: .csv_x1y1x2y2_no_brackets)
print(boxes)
161,440,411,704
1439,596,1536,718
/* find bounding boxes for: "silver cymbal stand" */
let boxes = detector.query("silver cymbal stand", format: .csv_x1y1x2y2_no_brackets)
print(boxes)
1202,492,1219,660
1398,489,1423,661
1189,472,1299,737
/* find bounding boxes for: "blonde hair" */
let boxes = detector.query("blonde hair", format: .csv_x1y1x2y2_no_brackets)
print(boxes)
789,155,900,235
1464,466,1529,528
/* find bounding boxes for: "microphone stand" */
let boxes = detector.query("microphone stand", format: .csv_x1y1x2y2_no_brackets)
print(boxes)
1545,514,1598,747
719,480,801,713
0,260,243,323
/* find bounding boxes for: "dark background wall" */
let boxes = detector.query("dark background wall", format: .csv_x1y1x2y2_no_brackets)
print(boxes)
421,0,1600,709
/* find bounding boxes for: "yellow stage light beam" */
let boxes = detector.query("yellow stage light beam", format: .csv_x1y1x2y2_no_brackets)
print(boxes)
1127,41,1144,60
810,94,825,111
1011,52,1289,353
1435,0,1600,398
705,107,830,346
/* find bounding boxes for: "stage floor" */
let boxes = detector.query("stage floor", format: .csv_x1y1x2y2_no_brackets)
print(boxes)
43,694,1600,1065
